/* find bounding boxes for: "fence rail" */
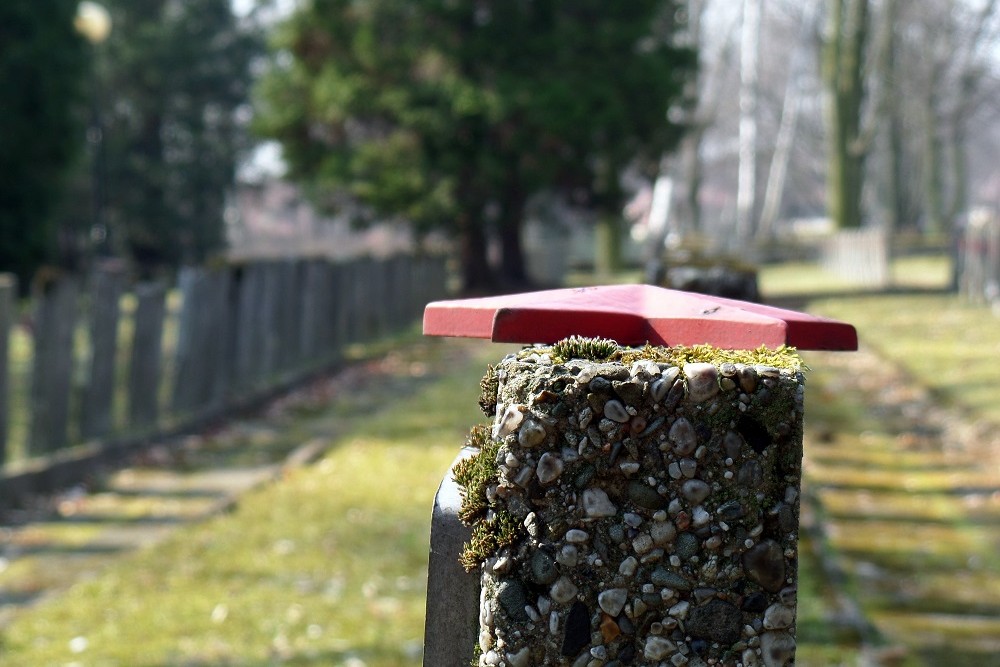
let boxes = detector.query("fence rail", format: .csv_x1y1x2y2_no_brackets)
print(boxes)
0,254,447,505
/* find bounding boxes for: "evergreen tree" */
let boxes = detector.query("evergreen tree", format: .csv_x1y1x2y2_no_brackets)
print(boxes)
99,0,261,275
0,1,90,287
255,0,694,291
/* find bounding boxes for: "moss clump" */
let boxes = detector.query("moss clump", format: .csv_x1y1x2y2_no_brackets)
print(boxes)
453,424,523,571
459,509,519,572
539,336,805,371
478,364,499,417
452,424,500,523
550,335,619,363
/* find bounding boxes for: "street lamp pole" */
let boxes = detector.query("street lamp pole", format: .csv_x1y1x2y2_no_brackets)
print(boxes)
74,1,112,265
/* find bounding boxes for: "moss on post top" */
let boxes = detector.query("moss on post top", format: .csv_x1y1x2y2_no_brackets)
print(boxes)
522,335,805,371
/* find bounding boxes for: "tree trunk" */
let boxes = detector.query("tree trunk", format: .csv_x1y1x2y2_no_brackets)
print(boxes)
879,0,904,239
679,129,704,235
735,0,762,245
458,215,495,295
498,163,530,289
595,215,623,278
921,89,946,235
823,0,869,230
758,3,818,239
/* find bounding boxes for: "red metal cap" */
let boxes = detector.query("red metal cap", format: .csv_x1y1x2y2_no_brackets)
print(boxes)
423,284,857,351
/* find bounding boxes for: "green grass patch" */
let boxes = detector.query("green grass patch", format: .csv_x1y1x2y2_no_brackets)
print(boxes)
0,339,498,666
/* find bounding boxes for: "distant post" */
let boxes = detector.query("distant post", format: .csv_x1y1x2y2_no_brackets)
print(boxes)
0,274,16,463
29,276,79,455
82,262,125,440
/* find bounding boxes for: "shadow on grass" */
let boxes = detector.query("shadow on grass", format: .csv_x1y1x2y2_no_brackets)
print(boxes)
916,646,1000,667
765,285,951,311
140,647,423,667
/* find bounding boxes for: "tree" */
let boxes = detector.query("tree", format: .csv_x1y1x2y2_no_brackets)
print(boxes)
98,0,260,276
734,0,762,245
255,0,694,291
0,1,90,287
822,0,870,230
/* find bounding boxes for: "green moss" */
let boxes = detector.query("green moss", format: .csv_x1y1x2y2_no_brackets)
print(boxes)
451,424,523,570
452,424,500,523
550,335,619,362
478,364,499,417
459,509,519,572
538,337,805,371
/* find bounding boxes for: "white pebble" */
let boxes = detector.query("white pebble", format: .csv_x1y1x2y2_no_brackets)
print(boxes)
536,452,564,484
582,488,617,517
644,636,677,660
632,533,654,555
598,588,628,616
518,419,547,448
619,556,638,576
495,405,524,438
550,577,579,604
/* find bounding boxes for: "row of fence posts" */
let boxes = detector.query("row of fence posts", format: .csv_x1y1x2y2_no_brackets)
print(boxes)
0,254,447,502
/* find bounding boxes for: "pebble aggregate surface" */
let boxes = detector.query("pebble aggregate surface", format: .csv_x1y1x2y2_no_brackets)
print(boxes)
465,345,806,666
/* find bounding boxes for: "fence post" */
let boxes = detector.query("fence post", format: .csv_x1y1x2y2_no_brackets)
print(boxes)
128,282,166,433
234,262,265,391
0,274,16,463
421,285,857,667
29,276,79,455
172,267,226,417
81,263,126,441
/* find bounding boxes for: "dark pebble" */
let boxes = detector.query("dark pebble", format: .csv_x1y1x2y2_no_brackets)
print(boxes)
778,502,796,534
530,550,559,585
743,539,786,592
675,532,700,559
613,379,643,406
742,591,768,612
738,460,764,487
686,598,742,645
497,579,529,623
717,499,746,522
737,416,772,454
561,600,591,657
651,568,692,591
628,480,668,510
590,377,612,393
574,465,597,489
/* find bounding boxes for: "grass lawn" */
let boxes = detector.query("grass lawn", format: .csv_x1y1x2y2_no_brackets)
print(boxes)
765,254,1000,665
0,337,498,666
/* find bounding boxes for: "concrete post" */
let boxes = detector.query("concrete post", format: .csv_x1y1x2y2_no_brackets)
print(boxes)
423,447,481,667
421,285,857,667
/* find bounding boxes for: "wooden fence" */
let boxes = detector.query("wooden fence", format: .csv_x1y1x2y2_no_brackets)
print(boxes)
0,254,447,504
